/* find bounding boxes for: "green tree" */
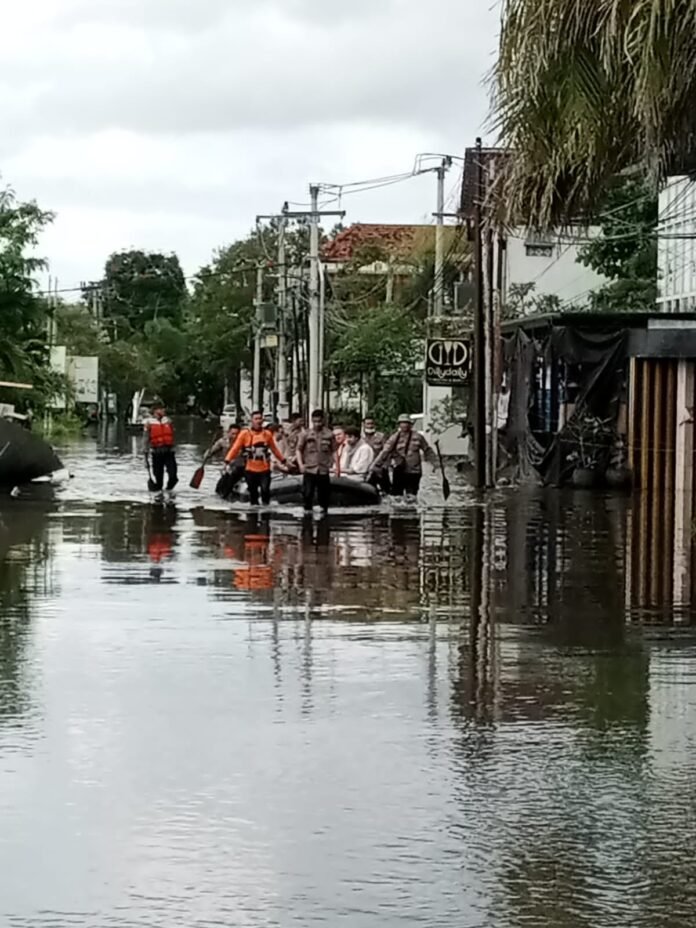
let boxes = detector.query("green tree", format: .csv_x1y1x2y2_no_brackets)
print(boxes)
492,0,696,226
0,187,66,412
328,303,422,422
55,303,102,355
579,177,658,312
100,250,187,336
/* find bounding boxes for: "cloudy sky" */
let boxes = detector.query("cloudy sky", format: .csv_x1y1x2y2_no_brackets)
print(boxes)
3,0,499,292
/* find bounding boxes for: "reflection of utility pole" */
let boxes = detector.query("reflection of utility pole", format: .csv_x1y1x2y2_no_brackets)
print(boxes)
473,137,487,489
252,264,263,410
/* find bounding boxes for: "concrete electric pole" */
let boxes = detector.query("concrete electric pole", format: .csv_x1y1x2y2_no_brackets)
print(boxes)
276,203,289,420
252,263,263,411
433,156,452,318
259,194,344,416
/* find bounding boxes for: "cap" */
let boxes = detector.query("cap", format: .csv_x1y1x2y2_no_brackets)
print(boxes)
397,414,411,423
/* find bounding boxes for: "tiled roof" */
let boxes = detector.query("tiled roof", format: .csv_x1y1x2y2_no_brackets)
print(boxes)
321,224,436,262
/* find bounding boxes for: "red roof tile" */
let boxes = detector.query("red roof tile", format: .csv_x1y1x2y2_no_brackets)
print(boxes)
321,224,435,262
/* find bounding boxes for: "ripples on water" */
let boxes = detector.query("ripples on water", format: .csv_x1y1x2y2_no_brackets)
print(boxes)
0,430,695,926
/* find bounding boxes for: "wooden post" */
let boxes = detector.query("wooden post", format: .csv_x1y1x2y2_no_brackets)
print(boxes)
627,357,639,480
640,360,652,492
650,362,665,604
674,360,695,607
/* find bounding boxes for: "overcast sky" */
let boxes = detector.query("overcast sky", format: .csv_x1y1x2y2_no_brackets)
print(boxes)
3,0,499,292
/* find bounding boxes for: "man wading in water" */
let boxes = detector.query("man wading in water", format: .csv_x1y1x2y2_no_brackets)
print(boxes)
225,410,287,506
296,409,336,515
372,414,434,498
143,399,178,491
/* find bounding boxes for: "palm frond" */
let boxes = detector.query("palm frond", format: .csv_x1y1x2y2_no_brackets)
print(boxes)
491,0,696,226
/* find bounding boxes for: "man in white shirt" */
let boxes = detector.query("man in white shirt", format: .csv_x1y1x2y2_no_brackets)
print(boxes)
339,426,374,481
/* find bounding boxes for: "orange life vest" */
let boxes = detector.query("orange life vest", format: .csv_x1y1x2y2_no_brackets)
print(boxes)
227,428,284,473
148,418,175,449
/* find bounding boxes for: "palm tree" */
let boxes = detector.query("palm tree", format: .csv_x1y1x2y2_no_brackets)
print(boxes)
491,0,696,226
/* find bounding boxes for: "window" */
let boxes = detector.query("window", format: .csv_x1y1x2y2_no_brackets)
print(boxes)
525,242,554,258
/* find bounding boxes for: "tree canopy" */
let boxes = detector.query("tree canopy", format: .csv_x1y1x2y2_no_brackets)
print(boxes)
492,0,696,226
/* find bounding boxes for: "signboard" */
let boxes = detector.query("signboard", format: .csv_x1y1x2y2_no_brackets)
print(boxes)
425,338,471,386
260,333,278,349
68,356,99,404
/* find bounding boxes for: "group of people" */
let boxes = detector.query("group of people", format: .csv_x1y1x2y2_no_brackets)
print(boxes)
206,408,436,512
142,398,436,511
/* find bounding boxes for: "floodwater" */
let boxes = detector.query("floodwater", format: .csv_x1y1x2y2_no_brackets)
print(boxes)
1,422,696,927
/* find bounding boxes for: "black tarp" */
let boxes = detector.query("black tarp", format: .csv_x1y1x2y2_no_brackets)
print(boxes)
501,323,627,486
0,420,63,488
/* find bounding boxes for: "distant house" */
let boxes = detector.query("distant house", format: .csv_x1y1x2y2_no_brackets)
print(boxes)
459,147,608,311
322,223,466,308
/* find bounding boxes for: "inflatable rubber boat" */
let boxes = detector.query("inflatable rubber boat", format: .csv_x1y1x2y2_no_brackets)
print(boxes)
226,473,380,507
0,419,64,491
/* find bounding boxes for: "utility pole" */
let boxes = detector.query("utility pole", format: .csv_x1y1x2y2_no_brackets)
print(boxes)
252,263,263,411
473,137,487,489
433,156,452,318
308,184,321,412
318,259,327,408
276,203,289,420
259,196,344,415
423,157,454,435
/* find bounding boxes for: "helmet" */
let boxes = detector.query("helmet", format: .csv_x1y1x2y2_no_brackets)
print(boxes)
397,414,411,424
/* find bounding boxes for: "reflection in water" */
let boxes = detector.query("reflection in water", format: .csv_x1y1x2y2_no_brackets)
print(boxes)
0,501,53,728
1,477,696,927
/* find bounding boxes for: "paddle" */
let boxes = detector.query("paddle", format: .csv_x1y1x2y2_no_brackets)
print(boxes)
190,463,205,489
144,454,158,492
434,440,451,501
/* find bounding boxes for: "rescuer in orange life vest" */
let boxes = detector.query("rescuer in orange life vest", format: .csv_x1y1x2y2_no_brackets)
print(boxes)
143,398,178,491
225,410,288,505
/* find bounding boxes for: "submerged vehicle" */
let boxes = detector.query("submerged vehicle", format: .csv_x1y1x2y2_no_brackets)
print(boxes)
227,473,380,507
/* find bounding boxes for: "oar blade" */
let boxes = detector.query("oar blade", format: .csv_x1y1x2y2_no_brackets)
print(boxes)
189,465,205,490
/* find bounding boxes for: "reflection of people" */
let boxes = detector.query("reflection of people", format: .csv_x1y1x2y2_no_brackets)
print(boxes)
297,409,336,515
146,504,177,582
373,414,434,497
227,514,273,591
225,411,287,505
143,399,178,491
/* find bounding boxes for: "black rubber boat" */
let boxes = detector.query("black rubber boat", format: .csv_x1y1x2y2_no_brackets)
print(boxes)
227,473,380,507
0,419,64,491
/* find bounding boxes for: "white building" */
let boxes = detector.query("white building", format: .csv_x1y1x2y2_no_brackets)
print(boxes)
657,175,696,312
502,227,608,309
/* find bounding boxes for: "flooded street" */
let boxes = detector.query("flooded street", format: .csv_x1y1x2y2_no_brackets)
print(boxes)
2,427,696,927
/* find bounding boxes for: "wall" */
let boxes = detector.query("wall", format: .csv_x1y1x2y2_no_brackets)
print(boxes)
658,176,696,312
504,227,607,309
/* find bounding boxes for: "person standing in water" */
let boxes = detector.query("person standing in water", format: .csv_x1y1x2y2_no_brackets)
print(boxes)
372,414,434,498
143,398,178,491
225,411,288,506
296,409,336,514
362,415,390,494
